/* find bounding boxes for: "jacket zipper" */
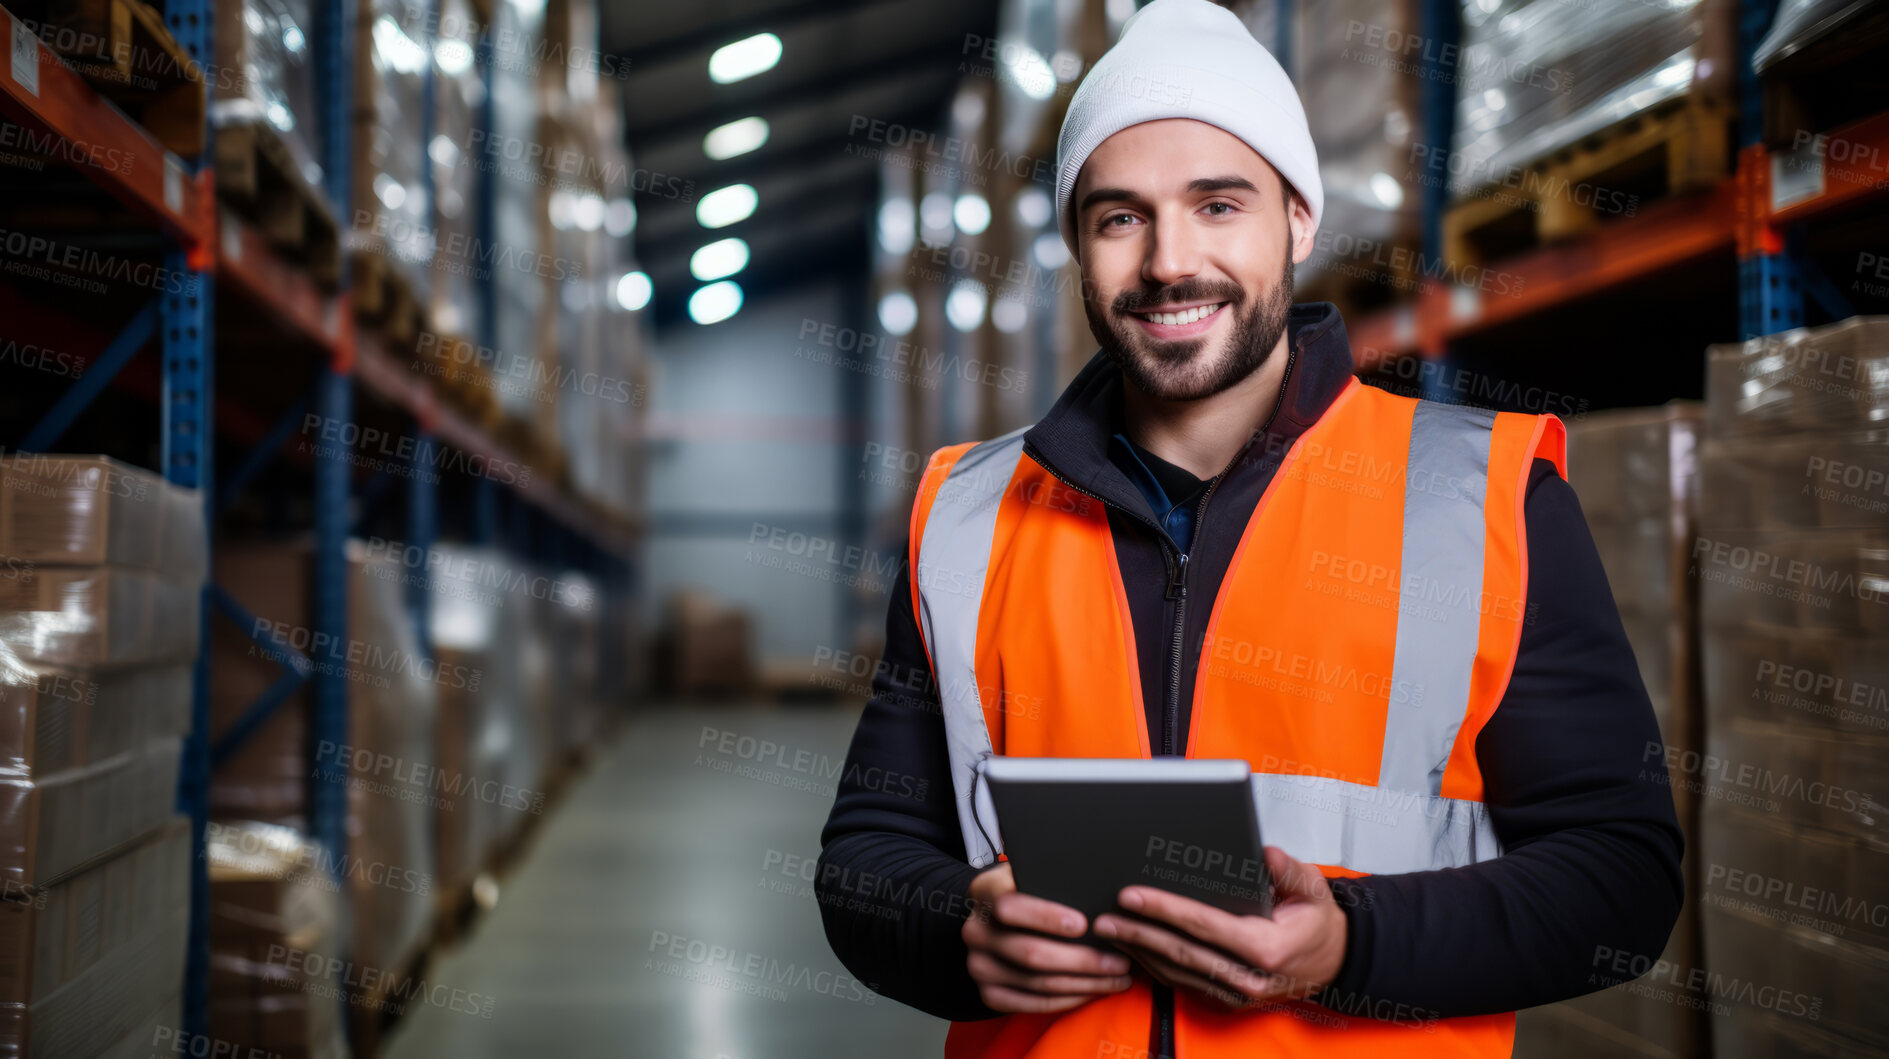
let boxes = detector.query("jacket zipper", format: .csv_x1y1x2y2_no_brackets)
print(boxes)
1023,338,1301,1059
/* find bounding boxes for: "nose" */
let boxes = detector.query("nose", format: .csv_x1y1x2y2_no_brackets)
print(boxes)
1142,212,1203,289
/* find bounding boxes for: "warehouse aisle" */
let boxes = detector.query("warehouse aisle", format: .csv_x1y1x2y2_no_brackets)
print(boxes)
384,704,948,1058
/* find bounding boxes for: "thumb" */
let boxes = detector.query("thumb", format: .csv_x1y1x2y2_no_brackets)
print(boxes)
1263,846,1330,903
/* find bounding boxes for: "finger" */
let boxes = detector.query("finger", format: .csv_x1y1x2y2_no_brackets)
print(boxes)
1264,846,1331,902
1111,943,1263,1011
986,929,1133,977
1116,885,1247,946
967,951,1133,996
991,890,1089,937
977,983,1096,1015
1095,915,1272,997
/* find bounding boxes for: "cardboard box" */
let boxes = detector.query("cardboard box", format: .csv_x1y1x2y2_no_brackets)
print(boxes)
0,818,189,1058
0,568,202,668
0,664,191,779
0,738,184,888
206,821,349,1059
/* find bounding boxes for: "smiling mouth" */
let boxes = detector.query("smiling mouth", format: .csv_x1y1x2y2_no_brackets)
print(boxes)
1130,302,1227,326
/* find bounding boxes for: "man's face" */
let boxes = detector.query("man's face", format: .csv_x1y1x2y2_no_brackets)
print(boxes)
1073,119,1313,402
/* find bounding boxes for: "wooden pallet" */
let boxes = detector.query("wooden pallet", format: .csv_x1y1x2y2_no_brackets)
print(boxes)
349,242,426,348
1444,94,1732,268
216,121,341,288
13,0,205,156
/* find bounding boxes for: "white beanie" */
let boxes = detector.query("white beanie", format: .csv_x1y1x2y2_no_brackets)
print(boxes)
1054,0,1321,258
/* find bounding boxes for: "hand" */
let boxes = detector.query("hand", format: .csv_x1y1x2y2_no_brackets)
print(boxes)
1091,846,1347,1011
962,862,1136,1014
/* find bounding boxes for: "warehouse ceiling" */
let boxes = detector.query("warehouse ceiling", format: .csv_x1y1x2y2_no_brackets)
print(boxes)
605,0,1001,329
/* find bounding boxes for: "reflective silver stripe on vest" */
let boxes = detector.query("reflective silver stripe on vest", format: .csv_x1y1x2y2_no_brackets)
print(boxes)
1251,774,1498,875
913,427,1029,869
1251,400,1503,874
1381,402,1495,796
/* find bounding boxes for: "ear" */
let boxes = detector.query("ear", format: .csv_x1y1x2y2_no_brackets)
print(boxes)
1286,189,1316,266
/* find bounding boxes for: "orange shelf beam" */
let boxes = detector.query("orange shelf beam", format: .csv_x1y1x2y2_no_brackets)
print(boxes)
0,4,211,251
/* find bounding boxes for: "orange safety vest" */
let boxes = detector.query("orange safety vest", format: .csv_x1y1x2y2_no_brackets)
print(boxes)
906,378,1567,1058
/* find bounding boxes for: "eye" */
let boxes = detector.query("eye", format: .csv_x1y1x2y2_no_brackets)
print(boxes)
1203,201,1235,216
1100,212,1139,229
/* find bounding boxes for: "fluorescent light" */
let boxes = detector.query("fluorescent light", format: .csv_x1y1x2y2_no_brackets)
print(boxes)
690,237,750,281
704,116,769,161
1002,43,1056,101
992,294,1028,334
919,191,954,246
945,280,986,332
1032,232,1069,270
614,271,651,312
878,291,917,335
573,193,605,232
548,189,574,230
689,281,744,325
709,33,782,84
1014,187,1051,228
605,198,636,237
878,198,914,255
373,173,406,211
1369,172,1404,210
954,194,991,235
697,184,757,228
434,38,473,75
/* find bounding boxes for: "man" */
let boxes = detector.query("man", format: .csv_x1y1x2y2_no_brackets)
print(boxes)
818,0,1682,1055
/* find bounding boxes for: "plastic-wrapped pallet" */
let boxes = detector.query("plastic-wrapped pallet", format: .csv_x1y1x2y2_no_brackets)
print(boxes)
207,540,439,1009
428,547,534,894
490,0,551,421
429,0,482,338
1291,0,1424,300
1515,405,1707,1059
0,457,201,889
1697,316,1889,1058
1754,0,1880,70
1450,0,1735,192
211,0,325,190
333,541,438,999
351,0,434,299
206,821,350,1059
0,818,190,1058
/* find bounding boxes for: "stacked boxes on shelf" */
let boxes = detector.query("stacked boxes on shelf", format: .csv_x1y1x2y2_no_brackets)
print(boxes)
0,821,191,1058
1233,0,1425,314
1518,406,1708,1058
207,539,438,1044
426,546,551,893
1697,317,1889,1057
0,455,205,1057
211,0,339,283
205,821,349,1059
351,0,436,336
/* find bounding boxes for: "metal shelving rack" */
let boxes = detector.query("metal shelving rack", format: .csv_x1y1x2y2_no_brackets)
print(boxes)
1342,0,1889,369
0,0,640,1042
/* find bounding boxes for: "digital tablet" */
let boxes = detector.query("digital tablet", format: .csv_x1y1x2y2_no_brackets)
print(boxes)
978,757,1272,946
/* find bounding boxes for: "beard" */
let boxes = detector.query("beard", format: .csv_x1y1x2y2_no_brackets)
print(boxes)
1085,244,1295,403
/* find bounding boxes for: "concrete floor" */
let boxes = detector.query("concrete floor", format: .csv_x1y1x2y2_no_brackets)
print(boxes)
384,703,948,1058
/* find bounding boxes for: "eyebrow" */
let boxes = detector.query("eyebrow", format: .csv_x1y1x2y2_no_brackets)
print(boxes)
1076,175,1263,216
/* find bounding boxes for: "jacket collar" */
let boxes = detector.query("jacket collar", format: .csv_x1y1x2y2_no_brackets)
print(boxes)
1021,301,1357,524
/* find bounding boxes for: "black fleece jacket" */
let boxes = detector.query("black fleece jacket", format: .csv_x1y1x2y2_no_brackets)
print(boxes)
817,303,1683,1038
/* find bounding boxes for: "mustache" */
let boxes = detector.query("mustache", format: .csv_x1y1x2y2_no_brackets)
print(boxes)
1112,282,1245,314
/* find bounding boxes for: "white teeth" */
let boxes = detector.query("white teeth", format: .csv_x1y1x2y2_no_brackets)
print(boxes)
1140,303,1222,326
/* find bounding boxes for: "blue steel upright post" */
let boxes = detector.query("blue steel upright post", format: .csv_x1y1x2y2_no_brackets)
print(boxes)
161,0,215,1037
313,0,355,871
1416,0,1459,398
